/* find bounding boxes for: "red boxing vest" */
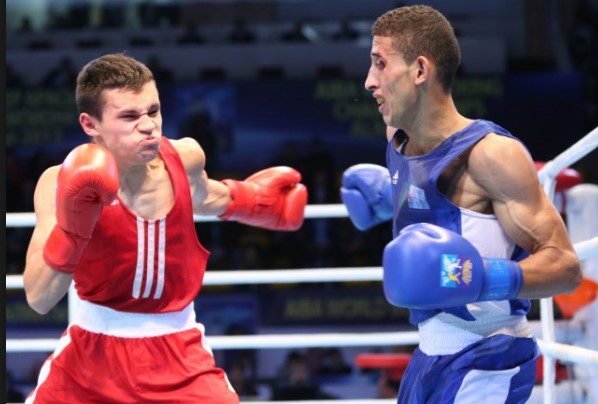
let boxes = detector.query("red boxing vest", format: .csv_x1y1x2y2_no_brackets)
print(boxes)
74,137,210,313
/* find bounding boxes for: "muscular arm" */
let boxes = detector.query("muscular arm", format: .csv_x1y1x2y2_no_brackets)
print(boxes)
23,167,73,315
171,137,232,216
470,134,581,299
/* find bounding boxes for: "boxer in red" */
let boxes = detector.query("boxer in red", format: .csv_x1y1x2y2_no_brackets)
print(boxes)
23,53,307,403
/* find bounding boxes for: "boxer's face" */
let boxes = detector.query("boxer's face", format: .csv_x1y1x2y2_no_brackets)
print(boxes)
82,80,163,166
365,35,419,129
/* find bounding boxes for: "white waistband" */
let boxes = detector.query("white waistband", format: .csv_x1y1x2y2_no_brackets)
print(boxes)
71,298,197,338
418,311,531,355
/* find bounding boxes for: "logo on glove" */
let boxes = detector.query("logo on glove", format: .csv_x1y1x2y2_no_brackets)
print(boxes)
440,254,472,288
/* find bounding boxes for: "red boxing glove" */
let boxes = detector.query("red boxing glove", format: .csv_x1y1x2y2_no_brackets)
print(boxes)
219,167,307,231
43,144,119,273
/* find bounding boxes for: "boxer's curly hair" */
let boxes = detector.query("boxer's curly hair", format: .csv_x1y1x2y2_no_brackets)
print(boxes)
76,53,154,119
373,5,461,92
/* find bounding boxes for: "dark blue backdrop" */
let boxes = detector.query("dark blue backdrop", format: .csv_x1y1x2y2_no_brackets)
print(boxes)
6,72,586,172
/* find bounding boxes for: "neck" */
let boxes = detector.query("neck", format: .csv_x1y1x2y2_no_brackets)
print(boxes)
402,93,472,156
117,158,162,196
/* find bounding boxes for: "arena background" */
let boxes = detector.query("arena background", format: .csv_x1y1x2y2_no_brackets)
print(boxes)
5,0,598,401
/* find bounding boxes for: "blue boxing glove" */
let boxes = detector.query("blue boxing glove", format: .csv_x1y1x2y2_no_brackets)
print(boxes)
383,223,523,309
341,164,393,231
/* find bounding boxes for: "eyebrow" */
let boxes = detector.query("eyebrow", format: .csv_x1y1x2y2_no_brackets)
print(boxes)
372,47,401,58
371,52,387,61
117,104,160,115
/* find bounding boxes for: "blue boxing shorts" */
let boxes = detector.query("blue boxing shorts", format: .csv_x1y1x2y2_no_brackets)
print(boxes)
398,334,538,404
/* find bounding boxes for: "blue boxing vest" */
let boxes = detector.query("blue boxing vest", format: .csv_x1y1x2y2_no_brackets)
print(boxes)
386,119,531,326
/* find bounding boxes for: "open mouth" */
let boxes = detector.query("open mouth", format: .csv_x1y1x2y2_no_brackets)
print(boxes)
376,96,385,112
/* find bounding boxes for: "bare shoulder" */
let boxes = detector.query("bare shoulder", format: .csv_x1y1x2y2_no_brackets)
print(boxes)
468,133,539,201
170,137,206,175
34,165,60,217
36,166,60,196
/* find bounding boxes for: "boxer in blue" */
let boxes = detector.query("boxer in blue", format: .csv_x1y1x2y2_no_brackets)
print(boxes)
341,5,582,403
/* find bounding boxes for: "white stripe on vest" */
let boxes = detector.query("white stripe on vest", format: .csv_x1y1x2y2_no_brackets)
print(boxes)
132,217,167,299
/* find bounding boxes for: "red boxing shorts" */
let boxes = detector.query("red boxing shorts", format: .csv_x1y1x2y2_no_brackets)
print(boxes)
26,299,239,404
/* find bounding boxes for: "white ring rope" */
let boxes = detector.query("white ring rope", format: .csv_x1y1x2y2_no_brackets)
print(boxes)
537,126,598,186
6,332,598,368
6,267,382,289
534,126,598,403
4,320,583,346
6,233,596,289
5,204,350,228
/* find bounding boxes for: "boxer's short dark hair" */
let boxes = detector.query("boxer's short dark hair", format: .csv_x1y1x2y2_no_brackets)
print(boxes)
373,5,461,92
76,53,154,119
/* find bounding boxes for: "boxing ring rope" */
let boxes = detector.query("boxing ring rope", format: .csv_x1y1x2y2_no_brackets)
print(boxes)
5,240,598,352
537,126,598,195
6,329,598,365
5,126,598,403
4,203,351,228
5,234,597,287
536,126,598,404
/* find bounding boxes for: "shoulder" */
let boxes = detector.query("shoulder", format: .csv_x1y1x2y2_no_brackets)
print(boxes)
468,133,539,200
169,137,206,175
470,133,532,165
36,166,60,193
34,165,61,214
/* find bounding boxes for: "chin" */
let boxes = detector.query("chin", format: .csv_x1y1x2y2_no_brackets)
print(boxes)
386,115,402,128
382,112,395,126
383,116,395,127
139,151,159,163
